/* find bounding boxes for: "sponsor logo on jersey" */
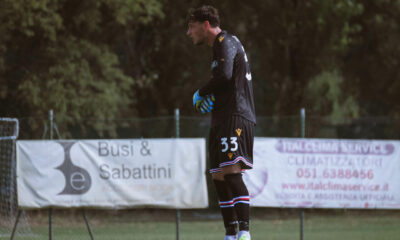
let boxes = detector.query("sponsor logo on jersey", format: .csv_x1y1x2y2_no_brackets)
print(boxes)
246,72,252,81
227,152,233,159
218,36,224,42
236,128,242,137
211,60,218,69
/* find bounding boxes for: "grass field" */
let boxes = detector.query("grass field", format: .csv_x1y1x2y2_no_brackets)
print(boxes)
3,209,400,240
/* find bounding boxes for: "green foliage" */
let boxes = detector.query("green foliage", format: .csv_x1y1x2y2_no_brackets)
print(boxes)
343,0,400,116
305,70,359,123
0,0,163,137
17,39,133,137
209,0,366,116
104,0,164,25
0,0,63,42
1,0,399,138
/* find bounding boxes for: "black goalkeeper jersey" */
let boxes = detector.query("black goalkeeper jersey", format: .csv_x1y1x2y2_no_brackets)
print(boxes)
199,31,256,127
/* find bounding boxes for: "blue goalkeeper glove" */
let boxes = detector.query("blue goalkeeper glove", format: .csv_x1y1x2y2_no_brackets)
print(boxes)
193,90,215,114
199,94,215,114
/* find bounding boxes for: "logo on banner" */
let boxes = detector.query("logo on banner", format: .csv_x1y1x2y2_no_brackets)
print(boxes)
275,139,395,155
243,169,268,199
56,141,92,195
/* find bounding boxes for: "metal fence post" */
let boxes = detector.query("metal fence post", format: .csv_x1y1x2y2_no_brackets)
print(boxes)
301,108,306,139
48,110,54,240
175,108,181,240
300,108,306,240
83,210,95,240
10,118,19,218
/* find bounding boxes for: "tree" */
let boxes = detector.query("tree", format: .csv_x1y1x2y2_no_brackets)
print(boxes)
1,0,399,139
0,0,164,138
343,0,400,117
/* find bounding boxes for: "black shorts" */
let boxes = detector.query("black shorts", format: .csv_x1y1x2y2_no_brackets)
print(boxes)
209,116,254,174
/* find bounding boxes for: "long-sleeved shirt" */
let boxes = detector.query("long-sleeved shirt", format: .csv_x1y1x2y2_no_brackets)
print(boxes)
199,30,256,127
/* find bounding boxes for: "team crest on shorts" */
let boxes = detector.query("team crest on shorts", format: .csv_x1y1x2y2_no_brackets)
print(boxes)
236,128,242,137
227,152,233,159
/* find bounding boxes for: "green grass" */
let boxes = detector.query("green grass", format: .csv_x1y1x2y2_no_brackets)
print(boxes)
3,212,400,240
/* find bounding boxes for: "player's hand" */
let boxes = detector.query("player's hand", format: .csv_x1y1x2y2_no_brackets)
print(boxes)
193,90,215,114
199,94,215,114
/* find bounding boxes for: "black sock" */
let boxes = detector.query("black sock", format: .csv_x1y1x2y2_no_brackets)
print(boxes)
224,173,250,231
213,179,238,235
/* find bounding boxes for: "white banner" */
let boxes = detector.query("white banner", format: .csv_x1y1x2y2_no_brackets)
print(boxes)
244,138,400,209
17,139,208,209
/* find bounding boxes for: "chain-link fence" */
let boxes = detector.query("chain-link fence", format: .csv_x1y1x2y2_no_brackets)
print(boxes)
17,114,400,140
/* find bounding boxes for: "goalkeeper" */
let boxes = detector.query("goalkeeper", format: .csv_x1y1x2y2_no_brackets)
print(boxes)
187,5,256,240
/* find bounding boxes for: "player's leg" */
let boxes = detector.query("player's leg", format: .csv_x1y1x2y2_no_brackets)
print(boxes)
222,165,251,240
213,165,251,240
209,128,238,239
217,116,254,240
212,172,239,239
212,169,252,240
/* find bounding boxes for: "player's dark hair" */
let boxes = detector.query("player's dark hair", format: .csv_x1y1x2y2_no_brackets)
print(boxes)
187,5,220,27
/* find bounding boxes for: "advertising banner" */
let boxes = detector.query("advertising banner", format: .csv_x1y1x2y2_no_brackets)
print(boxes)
244,138,400,209
17,139,208,209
